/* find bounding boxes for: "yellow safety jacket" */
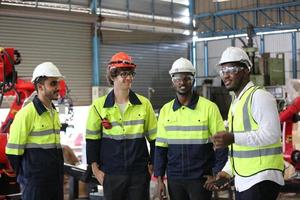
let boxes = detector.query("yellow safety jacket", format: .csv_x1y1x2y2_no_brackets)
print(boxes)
228,86,284,177
86,90,157,174
6,96,63,186
155,94,226,179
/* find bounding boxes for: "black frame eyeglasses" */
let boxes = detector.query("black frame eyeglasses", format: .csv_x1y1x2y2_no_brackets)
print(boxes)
118,71,136,78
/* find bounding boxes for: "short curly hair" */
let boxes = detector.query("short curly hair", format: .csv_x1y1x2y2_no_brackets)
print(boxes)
106,67,135,86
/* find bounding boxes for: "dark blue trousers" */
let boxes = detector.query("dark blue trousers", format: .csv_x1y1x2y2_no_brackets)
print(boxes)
235,180,280,200
103,173,150,200
22,183,63,200
167,178,212,200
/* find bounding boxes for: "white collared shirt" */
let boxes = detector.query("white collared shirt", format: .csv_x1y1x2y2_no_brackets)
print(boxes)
222,81,284,192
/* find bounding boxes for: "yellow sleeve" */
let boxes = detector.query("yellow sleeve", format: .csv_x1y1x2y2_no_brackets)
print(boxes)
85,102,102,140
209,103,226,136
6,108,32,155
144,99,157,142
155,106,168,148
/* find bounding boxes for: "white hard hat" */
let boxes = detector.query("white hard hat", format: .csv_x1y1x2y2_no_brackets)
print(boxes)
218,46,252,68
169,57,196,76
31,62,63,82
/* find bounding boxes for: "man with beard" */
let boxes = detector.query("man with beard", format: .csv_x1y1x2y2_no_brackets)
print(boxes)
6,62,65,200
211,47,284,200
86,52,157,200
154,57,227,200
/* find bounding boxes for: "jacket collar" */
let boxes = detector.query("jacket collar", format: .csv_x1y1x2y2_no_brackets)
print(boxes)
173,92,199,111
32,95,56,115
103,89,142,108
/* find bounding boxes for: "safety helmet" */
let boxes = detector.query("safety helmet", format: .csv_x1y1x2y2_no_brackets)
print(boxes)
31,62,63,82
108,52,136,69
169,57,196,76
218,46,252,68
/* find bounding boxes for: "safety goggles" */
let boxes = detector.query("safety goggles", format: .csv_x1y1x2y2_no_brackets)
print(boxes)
118,71,136,78
218,66,244,77
171,74,194,83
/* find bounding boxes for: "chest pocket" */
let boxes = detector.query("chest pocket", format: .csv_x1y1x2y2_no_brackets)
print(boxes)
125,111,146,133
164,114,209,139
33,116,52,132
164,117,177,126
135,112,146,124
30,114,59,143
163,117,178,134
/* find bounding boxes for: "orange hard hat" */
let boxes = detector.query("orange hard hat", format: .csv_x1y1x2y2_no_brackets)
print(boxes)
108,52,136,69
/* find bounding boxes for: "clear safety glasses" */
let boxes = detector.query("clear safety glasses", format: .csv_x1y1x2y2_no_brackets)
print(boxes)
172,74,194,83
118,71,136,78
219,66,244,77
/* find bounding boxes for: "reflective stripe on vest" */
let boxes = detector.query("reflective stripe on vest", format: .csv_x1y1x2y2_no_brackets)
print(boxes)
30,129,60,136
156,137,211,145
165,125,208,132
232,146,282,158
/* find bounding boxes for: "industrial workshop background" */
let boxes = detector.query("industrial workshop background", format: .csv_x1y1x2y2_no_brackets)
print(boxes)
0,0,300,199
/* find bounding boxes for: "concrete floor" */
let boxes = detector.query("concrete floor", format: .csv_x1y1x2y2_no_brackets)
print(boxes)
278,193,300,200
64,171,300,200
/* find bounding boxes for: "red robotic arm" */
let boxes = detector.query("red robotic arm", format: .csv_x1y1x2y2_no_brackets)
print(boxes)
280,96,300,171
280,97,300,122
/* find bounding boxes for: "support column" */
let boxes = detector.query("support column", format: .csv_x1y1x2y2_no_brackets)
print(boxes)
292,32,297,78
259,34,265,55
188,0,195,65
91,0,100,86
204,41,209,77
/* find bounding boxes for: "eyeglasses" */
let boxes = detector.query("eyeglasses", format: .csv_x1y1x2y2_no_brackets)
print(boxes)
219,66,244,77
172,74,194,83
49,80,59,87
118,71,136,78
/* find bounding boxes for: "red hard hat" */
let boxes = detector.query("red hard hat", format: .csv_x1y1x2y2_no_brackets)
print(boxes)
108,52,136,69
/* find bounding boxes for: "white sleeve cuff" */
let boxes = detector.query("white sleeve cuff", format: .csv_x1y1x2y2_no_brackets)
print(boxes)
222,159,233,177
233,132,248,146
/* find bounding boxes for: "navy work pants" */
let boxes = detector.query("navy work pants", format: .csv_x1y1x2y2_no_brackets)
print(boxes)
22,183,63,200
235,180,281,200
103,173,150,200
167,178,212,200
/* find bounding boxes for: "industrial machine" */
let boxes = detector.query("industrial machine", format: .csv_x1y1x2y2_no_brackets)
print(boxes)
0,47,73,196
280,96,300,175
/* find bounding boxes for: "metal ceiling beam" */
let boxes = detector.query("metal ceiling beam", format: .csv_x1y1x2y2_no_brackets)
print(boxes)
194,1,300,37
102,16,189,31
195,1,300,19
0,1,190,34
197,23,300,37
282,7,300,23
0,5,98,23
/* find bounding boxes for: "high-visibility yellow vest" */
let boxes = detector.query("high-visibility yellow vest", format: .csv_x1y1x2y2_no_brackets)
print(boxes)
6,102,61,156
228,86,284,177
